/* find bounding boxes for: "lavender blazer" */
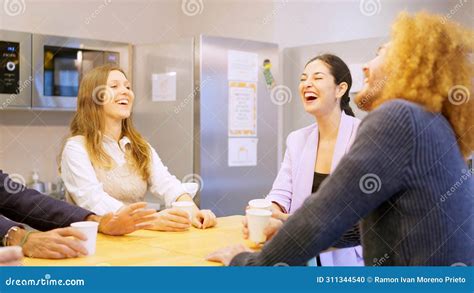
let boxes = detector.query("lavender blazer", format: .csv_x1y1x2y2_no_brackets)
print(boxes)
266,112,363,266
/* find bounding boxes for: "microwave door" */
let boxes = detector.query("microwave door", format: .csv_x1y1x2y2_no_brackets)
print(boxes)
81,50,104,78
44,46,79,97
53,57,79,97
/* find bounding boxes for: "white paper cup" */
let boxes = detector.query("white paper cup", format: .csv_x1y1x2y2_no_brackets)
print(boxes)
182,182,199,197
246,208,272,244
171,201,194,220
70,221,99,256
248,199,272,211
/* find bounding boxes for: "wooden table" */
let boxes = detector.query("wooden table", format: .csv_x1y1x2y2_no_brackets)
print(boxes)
24,216,248,266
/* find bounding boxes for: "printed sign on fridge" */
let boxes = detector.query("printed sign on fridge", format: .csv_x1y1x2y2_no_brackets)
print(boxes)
228,50,258,82
228,137,258,167
228,81,257,137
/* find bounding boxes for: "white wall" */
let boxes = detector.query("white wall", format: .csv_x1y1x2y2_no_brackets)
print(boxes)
0,0,182,44
177,0,275,43
274,0,472,48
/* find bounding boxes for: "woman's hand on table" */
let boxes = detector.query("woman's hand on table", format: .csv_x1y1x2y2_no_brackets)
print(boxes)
192,209,217,229
0,247,23,266
175,194,217,229
271,203,290,221
148,208,192,232
242,217,283,241
91,202,157,236
206,244,251,266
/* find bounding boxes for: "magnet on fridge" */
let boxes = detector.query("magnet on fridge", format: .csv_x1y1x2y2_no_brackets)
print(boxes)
262,59,275,89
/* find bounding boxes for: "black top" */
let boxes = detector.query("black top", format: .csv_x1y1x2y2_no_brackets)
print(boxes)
311,172,330,266
311,172,329,194
311,171,360,252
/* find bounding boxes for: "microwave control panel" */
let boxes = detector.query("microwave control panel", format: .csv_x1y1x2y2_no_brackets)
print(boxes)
0,41,20,94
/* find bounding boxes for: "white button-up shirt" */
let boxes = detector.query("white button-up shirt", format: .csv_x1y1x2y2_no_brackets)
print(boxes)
61,135,189,215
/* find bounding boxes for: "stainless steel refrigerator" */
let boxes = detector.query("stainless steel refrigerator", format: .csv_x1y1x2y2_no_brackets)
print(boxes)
133,36,280,216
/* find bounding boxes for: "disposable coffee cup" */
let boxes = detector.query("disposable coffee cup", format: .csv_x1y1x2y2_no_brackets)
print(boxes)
182,183,199,197
248,199,272,211
246,208,272,244
70,221,99,256
171,201,194,221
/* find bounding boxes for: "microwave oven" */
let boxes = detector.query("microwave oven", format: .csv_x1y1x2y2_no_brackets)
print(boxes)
32,34,130,110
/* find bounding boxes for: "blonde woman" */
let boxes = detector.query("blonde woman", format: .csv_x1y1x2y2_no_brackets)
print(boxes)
61,65,216,231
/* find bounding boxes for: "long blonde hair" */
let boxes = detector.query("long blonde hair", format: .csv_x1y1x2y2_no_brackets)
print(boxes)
374,11,473,157
62,64,151,180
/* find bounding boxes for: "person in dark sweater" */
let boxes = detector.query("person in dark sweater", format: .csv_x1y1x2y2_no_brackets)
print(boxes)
0,170,156,260
207,12,473,266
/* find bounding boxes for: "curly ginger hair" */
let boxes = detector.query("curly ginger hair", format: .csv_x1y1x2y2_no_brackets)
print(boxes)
373,12,473,157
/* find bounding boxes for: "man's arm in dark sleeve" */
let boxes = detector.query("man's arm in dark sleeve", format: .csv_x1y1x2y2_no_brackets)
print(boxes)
0,170,93,234
231,101,415,266
331,223,361,248
0,216,24,240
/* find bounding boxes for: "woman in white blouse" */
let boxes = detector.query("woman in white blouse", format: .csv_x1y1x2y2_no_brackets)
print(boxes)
60,64,216,231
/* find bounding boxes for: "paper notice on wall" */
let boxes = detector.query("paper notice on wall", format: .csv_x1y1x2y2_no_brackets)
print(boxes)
228,50,258,82
228,81,257,137
228,137,258,167
348,64,364,93
152,72,177,101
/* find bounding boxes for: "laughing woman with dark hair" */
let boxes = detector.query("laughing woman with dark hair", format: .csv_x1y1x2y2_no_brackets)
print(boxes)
261,54,363,266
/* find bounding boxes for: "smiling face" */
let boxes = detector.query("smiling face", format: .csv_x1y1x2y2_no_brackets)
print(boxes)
102,70,134,121
299,60,345,117
355,43,389,111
